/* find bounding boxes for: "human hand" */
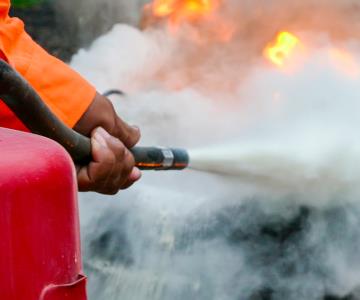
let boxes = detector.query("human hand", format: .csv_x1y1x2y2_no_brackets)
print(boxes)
77,127,141,195
74,92,141,148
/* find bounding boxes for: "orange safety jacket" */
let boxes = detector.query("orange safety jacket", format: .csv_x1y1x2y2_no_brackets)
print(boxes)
0,0,96,131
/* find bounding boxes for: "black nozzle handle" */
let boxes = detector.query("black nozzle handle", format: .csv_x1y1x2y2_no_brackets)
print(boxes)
131,147,189,170
0,60,189,170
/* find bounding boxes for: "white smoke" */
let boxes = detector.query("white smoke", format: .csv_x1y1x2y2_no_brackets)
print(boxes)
70,1,360,299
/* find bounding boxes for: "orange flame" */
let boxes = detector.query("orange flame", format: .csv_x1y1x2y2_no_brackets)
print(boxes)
264,31,300,67
151,0,219,24
142,0,231,44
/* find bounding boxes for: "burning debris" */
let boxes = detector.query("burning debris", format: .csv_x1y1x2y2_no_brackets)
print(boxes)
70,0,360,299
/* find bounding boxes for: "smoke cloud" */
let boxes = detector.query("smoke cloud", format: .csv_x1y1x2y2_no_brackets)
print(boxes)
70,0,360,299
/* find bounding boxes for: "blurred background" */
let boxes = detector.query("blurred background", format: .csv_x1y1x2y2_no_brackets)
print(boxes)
10,0,148,61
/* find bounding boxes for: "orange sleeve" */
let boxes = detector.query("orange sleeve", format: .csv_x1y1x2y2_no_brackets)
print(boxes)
0,2,96,128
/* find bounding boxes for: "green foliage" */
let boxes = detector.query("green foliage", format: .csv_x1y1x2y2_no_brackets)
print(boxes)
11,0,44,8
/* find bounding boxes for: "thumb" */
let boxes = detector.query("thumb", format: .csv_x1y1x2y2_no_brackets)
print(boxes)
91,127,116,164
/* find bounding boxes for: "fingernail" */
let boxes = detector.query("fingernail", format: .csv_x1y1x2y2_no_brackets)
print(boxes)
94,131,107,147
109,135,122,146
130,167,142,181
96,127,111,138
132,125,140,132
92,138,101,151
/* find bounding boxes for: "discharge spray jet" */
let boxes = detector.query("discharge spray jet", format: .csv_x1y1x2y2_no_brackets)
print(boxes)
0,60,189,171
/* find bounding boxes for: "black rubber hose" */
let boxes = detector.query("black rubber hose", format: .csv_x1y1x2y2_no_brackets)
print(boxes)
0,60,92,165
131,147,189,170
0,60,190,170
103,89,125,97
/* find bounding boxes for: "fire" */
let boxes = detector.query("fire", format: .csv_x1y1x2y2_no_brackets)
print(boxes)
150,0,219,24
264,31,300,67
142,0,232,45
153,0,177,17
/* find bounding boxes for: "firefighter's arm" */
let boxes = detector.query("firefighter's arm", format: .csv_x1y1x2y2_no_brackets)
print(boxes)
75,93,142,194
0,14,142,195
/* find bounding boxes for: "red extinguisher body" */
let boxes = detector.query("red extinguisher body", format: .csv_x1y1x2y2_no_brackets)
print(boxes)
0,128,87,300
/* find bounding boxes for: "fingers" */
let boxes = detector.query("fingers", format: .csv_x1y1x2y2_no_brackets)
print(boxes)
77,127,141,195
121,167,142,190
74,93,141,148
77,137,116,193
113,116,141,148
128,167,142,182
